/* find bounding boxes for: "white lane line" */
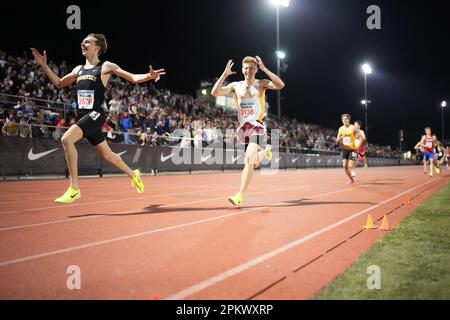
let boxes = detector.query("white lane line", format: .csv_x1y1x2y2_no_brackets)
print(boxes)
0,180,241,205
0,184,238,215
0,170,315,214
0,184,354,267
0,180,343,232
164,178,436,300
0,169,311,204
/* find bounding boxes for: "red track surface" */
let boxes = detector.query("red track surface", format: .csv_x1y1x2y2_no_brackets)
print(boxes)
0,166,448,300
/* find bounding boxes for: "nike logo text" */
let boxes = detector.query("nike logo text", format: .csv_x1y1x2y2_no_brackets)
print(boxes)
28,148,59,161
160,153,174,162
232,155,242,162
201,154,213,162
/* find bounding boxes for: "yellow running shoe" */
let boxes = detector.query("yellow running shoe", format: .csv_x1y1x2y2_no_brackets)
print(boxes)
131,169,144,194
54,187,81,204
436,167,441,174
228,192,244,207
266,144,272,161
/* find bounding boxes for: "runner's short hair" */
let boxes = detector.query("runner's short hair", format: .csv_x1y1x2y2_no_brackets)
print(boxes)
242,56,257,67
341,113,351,120
354,120,363,127
88,33,108,55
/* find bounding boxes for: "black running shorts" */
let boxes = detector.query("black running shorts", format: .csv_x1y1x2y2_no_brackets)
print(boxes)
341,149,356,161
76,110,107,146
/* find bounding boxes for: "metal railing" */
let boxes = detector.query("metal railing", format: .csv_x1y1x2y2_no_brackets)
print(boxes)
1,120,403,158
0,93,73,119
1,94,401,158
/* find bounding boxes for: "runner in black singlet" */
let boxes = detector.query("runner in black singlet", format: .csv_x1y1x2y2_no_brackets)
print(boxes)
31,33,165,203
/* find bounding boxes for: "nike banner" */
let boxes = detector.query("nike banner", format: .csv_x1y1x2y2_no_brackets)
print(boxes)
0,136,414,177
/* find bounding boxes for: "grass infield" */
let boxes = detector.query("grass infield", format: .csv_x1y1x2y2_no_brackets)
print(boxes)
316,181,450,299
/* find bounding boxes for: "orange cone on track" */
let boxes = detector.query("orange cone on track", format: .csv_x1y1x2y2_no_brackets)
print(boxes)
363,214,378,229
402,196,411,205
379,215,392,231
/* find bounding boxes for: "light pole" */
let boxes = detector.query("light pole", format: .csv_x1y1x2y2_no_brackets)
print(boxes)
276,50,285,121
442,100,447,144
361,99,371,139
399,129,404,152
270,0,289,121
361,63,372,144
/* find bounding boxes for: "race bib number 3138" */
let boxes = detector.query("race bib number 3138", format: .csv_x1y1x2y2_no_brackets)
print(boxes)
240,101,255,118
77,90,95,109
240,108,255,117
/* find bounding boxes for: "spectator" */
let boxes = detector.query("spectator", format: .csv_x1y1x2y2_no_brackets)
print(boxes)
180,126,192,148
53,117,66,140
120,111,133,144
139,127,152,145
19,117,30,138
40,125,51,138
0,50,401,157
106,127,117,142
2,118,18,136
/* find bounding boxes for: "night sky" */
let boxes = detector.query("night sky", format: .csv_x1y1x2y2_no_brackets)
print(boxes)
1,0,449,150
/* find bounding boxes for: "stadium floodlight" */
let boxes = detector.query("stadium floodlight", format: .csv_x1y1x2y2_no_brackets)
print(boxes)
269,0,290,7
201,89,207,96
361,63,373,144
362,63,372,75
442,101,447,108
269,0,290,121
276,50,286,59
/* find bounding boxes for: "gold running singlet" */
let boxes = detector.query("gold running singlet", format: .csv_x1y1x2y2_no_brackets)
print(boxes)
339,125,356,150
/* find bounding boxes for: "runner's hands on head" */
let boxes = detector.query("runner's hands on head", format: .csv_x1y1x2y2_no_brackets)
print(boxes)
255,56,267,72
148,65,166,82
30,48,47,67
223,59,236,77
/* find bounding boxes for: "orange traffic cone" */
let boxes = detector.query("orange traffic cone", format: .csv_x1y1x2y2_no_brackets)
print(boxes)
363,214,378,229
402,196,411,205
379,215,392,231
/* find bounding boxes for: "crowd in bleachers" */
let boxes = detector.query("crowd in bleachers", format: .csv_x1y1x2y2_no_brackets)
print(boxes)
0,50,400,158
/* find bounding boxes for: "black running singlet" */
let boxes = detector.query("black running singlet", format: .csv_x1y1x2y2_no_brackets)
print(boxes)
75,62,105,115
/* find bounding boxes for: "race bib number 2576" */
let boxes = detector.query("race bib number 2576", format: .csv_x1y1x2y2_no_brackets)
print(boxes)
77,90,95,109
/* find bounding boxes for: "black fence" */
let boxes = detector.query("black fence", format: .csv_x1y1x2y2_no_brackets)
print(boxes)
0,136,415,177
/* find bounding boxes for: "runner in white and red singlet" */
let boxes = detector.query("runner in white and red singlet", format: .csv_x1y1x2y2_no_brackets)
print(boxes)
211,56,285,206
